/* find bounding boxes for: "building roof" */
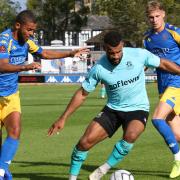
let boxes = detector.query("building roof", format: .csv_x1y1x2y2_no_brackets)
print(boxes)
85,31,107,44
86,30,133,45
82,15,112,30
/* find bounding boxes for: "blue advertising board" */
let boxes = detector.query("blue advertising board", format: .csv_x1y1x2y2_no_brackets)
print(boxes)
45,75,86,83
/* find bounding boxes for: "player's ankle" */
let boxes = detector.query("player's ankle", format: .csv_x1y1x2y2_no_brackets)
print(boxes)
69,174,77,180
99,162,111,174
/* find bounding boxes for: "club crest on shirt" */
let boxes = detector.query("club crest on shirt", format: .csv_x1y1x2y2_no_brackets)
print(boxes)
12,46,17,50
162,34,168,40
126,61,134,69
147,38,151,42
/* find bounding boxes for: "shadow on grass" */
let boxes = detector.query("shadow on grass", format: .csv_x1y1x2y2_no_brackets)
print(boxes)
13,161,170,179
12,173,67,180
22,103,104,107
129,169,169,179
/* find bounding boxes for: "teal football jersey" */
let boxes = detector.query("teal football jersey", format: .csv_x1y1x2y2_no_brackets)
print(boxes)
82,48,160,111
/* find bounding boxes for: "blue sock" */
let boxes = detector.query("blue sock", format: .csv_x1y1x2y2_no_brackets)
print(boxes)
0,137,19,170
152,119,179,154
69,146,88,176
107,139,133,167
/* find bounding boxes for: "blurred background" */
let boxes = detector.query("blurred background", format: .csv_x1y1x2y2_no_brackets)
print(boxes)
1,0,179,83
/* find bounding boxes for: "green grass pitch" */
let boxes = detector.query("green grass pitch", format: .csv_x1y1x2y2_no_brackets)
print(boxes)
3,83,177,180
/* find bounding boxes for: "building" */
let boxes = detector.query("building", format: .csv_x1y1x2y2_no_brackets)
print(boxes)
65,15,112,46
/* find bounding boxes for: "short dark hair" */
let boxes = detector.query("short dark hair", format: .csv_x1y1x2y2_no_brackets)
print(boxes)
15,10,36,25
104,31,122,47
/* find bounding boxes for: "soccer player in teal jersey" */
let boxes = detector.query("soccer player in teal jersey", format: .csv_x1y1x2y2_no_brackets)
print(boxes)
0,10,88,180
48,31,180,180
144,1,180,178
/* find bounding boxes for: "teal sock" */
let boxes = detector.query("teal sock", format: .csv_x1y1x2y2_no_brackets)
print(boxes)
107,139,133,167
100,87,106,97
69,146,88,176
0,137,19,170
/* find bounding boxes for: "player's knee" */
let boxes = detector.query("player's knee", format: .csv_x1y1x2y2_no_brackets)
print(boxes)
7,126,21,139
174,133,180,142
124,131,140,143
78,137,94,150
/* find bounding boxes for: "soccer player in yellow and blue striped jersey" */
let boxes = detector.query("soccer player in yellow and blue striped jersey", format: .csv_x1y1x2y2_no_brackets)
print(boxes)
0,10,88,180
144,1,180,178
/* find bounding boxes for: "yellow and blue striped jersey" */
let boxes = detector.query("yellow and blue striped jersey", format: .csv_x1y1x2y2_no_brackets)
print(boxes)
0,29,43,96
143,23,180,94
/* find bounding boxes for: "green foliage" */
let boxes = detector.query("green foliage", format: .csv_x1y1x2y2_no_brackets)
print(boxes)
0,0,19,32
93,0,180,46
27,0,89,44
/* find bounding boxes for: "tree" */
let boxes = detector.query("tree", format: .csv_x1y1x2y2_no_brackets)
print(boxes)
27,0,89,45
0,0,20,32
93,0,180,46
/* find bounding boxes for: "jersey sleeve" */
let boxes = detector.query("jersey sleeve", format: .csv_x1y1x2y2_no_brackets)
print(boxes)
143,39,148,49
0,35,11,59
166,24,180,45
27,39,43,55
142,49,160,68
82,65,100,92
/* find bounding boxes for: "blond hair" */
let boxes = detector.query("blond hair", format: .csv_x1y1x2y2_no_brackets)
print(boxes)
146,0,165,14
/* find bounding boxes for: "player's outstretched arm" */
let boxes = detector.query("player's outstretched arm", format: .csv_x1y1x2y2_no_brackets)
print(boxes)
159,58,180,74
0,59,41,72
47,87,89,136
40,47,90,59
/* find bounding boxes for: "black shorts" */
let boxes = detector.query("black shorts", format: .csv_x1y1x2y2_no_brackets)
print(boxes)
94,106,149,137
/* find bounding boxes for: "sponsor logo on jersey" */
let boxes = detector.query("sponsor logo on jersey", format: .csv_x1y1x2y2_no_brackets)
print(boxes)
109,75,139,90
9,57,26,65
152,48,169,56
46,76,58,83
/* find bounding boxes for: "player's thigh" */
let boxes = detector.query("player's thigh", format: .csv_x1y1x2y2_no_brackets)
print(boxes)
167,115,180,141
123,120,145,143
4,111,21,138
2,92,21,136
153,87,180,119
1,91,21,123
78,121,108,150
4,111,21,129
153,101,173,119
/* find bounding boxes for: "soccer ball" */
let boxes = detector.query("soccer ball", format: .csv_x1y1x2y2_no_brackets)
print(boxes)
110,170,134,180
